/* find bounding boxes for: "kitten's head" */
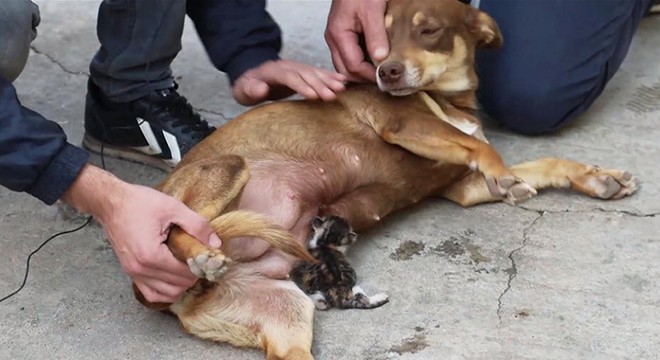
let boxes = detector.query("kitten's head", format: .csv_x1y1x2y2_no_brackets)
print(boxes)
309,216,357,252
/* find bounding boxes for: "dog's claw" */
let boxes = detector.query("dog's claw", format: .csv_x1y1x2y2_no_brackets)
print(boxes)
187,250,231,282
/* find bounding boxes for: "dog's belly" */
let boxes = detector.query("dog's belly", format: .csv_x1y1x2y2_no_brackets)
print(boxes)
226,150,376,268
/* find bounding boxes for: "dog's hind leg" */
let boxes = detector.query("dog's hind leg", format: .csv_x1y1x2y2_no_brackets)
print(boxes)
172,272,315,360
158,155,252,282
132,155,251,309
441,158,639,207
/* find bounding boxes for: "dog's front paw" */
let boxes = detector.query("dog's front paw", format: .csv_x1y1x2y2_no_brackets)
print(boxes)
186,249,232,282
485,175,537,205
574,167,640,199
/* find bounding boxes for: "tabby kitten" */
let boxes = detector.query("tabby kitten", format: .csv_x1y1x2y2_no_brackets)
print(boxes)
291,216,389,310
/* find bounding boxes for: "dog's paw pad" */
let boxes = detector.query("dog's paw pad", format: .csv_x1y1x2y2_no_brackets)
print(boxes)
486,175,537,205
589,170,640,200
186,250,230,282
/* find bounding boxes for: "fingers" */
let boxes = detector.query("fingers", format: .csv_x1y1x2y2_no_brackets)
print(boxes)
327,36,350,78
134,279,189,303
233,77,270,106
170,202,222,248
332,30,376,82
298,69,346,101
360,1,389,62
233,61,346,105
121,243,197,285
130,245,197,303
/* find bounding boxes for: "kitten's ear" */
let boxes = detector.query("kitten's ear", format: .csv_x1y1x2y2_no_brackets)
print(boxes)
348,232,358,243
312,216,324,228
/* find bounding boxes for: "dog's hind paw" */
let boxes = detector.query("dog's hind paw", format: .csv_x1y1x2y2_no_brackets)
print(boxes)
187,250,232,282
485,175,537,205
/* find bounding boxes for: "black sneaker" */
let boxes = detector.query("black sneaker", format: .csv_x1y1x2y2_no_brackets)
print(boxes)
83,79,215,171
648,0,659,15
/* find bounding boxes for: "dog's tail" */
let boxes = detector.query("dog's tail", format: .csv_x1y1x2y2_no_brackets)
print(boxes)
210,210,315,263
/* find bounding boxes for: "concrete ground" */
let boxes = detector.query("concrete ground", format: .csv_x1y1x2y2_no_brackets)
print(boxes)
1,1,659,359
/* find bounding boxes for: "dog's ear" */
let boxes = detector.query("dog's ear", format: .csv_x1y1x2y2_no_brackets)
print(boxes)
465,8,503,49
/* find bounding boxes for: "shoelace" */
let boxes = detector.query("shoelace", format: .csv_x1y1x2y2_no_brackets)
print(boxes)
156,84,215,139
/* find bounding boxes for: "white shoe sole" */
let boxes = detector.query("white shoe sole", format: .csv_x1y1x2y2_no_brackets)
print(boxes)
82,134,174,172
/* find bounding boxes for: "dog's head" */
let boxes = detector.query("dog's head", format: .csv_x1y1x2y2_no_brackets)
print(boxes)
375,0,502,96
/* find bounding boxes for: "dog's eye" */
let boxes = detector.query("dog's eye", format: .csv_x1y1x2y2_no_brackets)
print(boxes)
421,27,442,36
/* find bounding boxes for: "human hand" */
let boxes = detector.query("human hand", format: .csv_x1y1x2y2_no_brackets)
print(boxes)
232,60,347,106
62,165,221,303
325,0,389,83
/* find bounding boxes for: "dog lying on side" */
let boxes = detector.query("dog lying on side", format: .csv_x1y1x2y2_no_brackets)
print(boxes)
133,1,639,359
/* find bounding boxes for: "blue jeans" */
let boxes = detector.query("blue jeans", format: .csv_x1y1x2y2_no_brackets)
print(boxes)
474,0,653,135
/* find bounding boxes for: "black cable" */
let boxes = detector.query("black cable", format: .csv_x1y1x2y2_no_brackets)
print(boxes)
0,8,169,303
0,103,145,303
0,216,93,303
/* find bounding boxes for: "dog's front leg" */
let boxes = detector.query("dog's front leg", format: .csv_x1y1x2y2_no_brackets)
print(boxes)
441,158,639,207
369,113,536,204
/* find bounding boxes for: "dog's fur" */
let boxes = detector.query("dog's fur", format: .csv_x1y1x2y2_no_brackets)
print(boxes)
133,1,639,359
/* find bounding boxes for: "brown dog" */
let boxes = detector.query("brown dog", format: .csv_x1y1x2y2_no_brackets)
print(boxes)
134,1,639,359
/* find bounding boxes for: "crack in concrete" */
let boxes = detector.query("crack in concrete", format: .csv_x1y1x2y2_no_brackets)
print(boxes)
518,205,659,218
496,211,546,322
30,45,89,77
197,108,229,122
495,203,657,322
29,45,233,124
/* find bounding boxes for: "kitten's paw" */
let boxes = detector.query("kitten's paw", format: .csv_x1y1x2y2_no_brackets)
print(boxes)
309,291,329,310
352,285,390,309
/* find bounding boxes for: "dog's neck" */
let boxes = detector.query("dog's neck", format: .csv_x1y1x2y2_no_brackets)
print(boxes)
425,89,478,114
418,89,488,143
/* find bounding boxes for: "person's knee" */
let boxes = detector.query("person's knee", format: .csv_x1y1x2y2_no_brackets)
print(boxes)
479,80,595,136
0,1,40,81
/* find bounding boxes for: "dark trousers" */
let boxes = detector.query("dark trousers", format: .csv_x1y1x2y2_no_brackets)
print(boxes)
475,0,653,135
89,0,187,102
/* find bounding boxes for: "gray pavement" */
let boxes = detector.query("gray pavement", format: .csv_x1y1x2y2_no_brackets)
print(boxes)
1,1,659,360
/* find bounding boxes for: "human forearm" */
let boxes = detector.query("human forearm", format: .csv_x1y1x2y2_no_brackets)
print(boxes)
0,78,89,204
60,164,126,220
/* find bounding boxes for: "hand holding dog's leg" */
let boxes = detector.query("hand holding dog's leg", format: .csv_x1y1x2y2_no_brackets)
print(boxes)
61,165,221,304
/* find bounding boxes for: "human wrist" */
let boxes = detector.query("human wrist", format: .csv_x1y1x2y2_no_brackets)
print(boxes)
60,164,128,221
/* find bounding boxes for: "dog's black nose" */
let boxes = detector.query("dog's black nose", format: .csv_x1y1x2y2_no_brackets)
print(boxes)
378,62,404,83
